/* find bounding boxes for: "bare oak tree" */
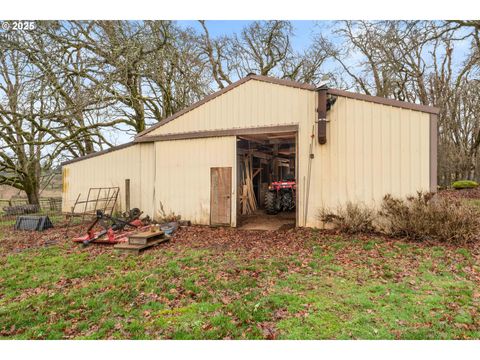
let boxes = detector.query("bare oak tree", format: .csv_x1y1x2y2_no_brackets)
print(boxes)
0,45,64,204
199,20,330,87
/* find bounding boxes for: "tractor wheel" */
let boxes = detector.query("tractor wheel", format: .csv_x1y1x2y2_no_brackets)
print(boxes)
265,191,279,214
281,191,295,211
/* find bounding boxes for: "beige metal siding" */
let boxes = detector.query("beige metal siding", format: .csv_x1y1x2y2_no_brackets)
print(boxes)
62,143,155,214
138,143,156,217
153,136,236,226
299,95,431,227
62,79,433,229
148,80,311,135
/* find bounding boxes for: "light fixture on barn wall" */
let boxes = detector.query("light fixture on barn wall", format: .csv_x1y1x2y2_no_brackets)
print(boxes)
316,85,328,144
315,80,337,145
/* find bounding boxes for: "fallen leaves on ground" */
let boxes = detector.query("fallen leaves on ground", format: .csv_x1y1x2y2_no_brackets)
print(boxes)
1,219,479,339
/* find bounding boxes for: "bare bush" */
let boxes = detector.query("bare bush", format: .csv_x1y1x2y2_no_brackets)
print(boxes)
317,192,480,244
379,192,480,244
156,201,181,223
318,202,376,234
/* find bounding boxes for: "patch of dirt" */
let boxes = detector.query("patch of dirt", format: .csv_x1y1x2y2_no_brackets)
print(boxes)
238,210,295,231
1,221,479,286
0,221,111,256
163,226,315,259
438,187,480,200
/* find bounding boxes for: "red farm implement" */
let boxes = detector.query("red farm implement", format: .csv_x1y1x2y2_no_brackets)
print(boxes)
73,208,150,246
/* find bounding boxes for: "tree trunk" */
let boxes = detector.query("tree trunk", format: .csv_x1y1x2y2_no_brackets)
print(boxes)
23,178,40,205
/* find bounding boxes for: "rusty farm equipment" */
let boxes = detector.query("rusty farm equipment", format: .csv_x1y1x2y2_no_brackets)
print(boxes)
72,207,151,246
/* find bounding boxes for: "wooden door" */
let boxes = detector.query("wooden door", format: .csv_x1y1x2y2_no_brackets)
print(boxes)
210,167,232,226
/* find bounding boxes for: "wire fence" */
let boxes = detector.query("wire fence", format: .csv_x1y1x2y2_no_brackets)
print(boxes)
0,197,64,225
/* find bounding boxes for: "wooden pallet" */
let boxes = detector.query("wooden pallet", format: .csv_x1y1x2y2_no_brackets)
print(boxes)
114,231,170,255
128,230,165,245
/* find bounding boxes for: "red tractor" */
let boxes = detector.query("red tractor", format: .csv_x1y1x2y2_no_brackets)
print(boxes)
264,175,296,214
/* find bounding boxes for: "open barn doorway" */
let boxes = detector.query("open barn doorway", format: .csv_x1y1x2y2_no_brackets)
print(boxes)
236,131,297,230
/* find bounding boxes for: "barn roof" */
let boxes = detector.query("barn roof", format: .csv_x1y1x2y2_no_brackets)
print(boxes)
62,74,439,166
61,141,138,166
135,74,316,138
136,74,439,138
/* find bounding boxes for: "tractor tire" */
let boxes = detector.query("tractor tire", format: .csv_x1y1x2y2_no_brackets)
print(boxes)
281,191,295,211
265,191,279,214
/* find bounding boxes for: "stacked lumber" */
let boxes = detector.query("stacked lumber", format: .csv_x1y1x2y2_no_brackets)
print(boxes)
239,155,257,215
114,228,169,255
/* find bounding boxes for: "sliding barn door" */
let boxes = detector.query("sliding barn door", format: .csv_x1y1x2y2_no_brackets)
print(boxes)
210,167,232,226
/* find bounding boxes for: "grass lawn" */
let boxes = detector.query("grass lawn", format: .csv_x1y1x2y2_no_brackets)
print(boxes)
0,223,479,339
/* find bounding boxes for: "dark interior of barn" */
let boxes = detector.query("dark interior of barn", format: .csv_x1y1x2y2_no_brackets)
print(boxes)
236,132,296,230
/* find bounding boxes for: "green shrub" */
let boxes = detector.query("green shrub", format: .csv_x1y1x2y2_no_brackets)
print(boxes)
379,192,480,244
451,180,479,189
318,202,376,234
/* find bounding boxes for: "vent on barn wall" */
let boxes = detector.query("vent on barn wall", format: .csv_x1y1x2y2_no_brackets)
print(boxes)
316,83,337,144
